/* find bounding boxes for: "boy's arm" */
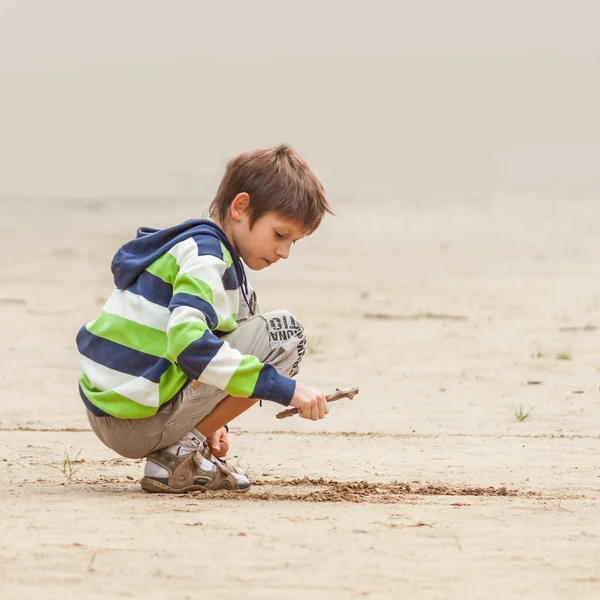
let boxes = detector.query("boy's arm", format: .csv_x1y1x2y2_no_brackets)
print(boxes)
166,244,295,406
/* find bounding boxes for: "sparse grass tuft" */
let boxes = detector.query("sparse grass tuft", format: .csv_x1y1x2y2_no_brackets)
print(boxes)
557,352,571,360
514,404,533,422
50,449,84,480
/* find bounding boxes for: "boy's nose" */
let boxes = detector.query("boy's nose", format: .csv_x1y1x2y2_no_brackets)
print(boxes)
277,244,291,259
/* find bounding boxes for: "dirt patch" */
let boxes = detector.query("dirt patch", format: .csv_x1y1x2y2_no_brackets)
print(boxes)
24,477,538,504
0,297,26,305
180,477,538,503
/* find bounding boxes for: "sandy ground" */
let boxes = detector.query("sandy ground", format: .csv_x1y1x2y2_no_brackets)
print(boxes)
1,195,599,599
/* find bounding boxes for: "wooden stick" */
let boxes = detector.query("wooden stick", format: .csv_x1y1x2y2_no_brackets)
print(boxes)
275,386,359,419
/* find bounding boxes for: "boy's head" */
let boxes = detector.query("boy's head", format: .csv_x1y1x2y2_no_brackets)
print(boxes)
209,145,332,270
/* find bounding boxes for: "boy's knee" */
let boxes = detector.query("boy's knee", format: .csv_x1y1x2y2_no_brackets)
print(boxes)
227,309,307,376
263,309,305,345
261,309,307,378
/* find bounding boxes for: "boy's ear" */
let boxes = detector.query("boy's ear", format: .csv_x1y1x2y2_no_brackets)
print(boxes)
230,193,250,221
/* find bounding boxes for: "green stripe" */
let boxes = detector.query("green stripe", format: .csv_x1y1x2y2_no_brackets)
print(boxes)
224,355,262,398
80,375,159,418
167,320,209,360
220,242,233,269
146,252,179,284
174,273,214,305
175,270,236,332
159,364,189,404
87,312,167,357
217,313,238,332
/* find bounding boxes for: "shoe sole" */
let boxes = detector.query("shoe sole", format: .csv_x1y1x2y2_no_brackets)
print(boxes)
140,477,251,494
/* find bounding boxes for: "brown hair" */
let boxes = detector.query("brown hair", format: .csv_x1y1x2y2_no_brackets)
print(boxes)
209,145,333,234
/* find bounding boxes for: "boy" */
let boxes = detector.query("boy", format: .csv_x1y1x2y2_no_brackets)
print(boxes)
77,145,333,493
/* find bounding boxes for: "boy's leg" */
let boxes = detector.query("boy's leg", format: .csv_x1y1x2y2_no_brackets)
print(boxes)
87,308,305,459
152,308,305,451
191,308,306,438
139,309,305,493
194,396,257,438
89,309,306,491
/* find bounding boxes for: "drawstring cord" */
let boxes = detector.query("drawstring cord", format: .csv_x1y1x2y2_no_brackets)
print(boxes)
232,256,260,406
235,259,254,317
204,219,254,317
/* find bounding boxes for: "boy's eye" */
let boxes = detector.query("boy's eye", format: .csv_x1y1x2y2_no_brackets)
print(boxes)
274,231,285,239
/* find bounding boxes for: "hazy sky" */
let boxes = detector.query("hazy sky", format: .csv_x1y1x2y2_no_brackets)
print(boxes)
1,1,599,200
2,1,599,70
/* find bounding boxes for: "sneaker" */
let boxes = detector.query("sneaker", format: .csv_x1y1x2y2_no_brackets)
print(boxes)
140,444,251,494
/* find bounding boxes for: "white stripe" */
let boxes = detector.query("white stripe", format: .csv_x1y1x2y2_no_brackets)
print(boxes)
200,342,244,391
169,239,236,321
79,354,160,408
113,377,160,408
166,305,207,334
103,289,171,331
168,237,198,267
79,353,136,391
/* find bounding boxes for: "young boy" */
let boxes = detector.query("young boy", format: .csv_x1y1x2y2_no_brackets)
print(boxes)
76,145,333,493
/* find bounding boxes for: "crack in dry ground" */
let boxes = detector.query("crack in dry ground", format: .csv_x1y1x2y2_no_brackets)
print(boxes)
241,430,600,441
363,312,468,321
1,426,598,440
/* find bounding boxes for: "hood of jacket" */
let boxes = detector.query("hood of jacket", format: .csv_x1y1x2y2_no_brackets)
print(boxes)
111,218,250,299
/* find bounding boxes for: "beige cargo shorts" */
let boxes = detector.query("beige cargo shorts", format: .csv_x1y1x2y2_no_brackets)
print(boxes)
87,309,306,459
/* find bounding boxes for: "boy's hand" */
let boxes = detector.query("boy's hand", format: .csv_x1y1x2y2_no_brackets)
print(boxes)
289,383,329,421
207,427,229,458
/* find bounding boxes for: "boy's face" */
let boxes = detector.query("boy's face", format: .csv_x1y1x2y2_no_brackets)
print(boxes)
227,194,306,270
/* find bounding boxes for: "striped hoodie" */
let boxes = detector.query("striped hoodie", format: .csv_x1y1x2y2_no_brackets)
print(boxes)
76,219,296,419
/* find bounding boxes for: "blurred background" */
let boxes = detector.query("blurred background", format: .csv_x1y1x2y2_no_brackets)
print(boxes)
1,0,599,430
2,6,599,595
1,0,599,204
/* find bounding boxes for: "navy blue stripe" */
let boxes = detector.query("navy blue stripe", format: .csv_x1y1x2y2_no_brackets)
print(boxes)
192,233,225,260
127,270,173,308
169,293,218,330
222,263,239,291
175,328,223,380
77,326,172,384
252,365,296,405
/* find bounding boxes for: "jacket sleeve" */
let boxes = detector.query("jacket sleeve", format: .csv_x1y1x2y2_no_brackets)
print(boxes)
165,242,296,406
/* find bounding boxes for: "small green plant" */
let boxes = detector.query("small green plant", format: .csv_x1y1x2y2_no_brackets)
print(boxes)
514,404,533,422
557,352,571,360
50,449,84,480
